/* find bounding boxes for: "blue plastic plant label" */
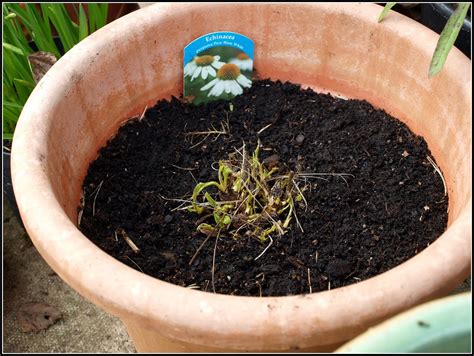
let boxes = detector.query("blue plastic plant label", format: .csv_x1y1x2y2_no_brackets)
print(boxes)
184,31,254,105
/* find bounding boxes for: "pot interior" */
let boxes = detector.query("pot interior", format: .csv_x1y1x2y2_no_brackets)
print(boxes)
37,3,471,239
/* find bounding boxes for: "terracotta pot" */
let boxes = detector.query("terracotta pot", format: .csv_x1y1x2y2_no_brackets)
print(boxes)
11,3,471,352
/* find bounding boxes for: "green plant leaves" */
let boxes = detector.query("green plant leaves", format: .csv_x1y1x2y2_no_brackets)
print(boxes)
3,42,25,55
429,3,471,77
190,181,221,213
44,4,77,53
378,2,396,23
78,4,89,41
88,3,109,33
187,143,298,241
2,3,111,140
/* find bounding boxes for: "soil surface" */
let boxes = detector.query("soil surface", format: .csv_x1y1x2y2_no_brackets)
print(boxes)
79,79,448,297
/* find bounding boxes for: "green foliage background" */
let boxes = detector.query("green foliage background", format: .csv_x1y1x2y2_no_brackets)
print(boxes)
2,3,109,140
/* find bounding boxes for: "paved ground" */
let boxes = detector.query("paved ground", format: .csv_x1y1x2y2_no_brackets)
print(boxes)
2,200,135,353
2,198,470,353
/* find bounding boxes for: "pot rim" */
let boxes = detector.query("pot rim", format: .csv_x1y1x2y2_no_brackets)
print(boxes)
11,2,472,350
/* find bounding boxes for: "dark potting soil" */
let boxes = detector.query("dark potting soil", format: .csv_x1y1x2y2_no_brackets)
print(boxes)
79,79,448,297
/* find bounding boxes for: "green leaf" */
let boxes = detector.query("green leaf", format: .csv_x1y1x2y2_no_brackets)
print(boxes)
87,3,109,33
7,3,60,57
3,15,33,56
3,79,20,100
3,42,25,56
6,3,34,29
204,192,217,208
3,100,24,109
378,2,397,23
222,215,232,226
59,4,79,42
78,4,89,41
13,78,35,90
4,12,16,20
96,3,109,29
3,103,21,120
40,4,54,45
46,4,75,52
428,3,471,77
3,109,22,132
25,3,56,51
3,47,34,84
88,3,97,33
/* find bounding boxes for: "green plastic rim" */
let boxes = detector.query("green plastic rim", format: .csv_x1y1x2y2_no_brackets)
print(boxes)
336,292,472,353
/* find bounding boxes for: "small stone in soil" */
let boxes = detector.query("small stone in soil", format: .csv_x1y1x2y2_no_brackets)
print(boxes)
164,215,173,223
295,134,305,145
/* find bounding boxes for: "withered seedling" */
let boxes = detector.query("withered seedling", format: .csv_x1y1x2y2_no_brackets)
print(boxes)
186,140,353,244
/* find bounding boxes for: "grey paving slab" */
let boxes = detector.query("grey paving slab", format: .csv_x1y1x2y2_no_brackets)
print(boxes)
3,200,136,353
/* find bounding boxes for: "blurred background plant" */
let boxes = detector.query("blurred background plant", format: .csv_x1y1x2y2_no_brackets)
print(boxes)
378,2,471,77
3,3,114,140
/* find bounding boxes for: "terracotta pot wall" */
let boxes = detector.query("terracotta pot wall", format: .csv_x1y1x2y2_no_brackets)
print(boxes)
12,3,471,352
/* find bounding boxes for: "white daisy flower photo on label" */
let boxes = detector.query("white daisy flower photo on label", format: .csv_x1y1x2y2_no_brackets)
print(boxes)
230,52,253,71
184,55,225,81
200,63,252,97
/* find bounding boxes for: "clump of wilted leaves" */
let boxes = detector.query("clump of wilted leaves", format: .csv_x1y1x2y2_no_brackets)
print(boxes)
187,141,308,242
